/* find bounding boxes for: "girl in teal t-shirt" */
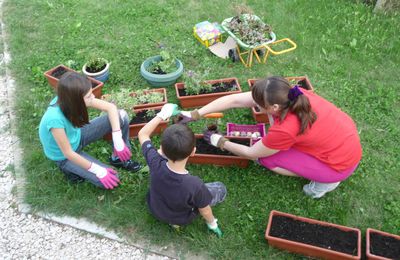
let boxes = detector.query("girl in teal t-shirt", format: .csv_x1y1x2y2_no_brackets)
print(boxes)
39,72,142,189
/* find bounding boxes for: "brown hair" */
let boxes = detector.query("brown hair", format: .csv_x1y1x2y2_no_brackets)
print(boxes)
57,72,91,127
161,124,196,162
251,76,317,135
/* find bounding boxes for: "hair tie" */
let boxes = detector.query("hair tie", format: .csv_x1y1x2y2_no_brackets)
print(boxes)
288,85,303,102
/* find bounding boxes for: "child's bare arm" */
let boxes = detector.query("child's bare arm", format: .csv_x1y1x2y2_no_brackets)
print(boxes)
138,116,163,145
198,205,215,223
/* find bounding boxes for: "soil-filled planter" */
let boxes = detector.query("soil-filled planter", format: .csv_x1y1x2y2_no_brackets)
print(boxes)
82,60,110,82
104,106,168,140
187,134,250,168
44,64,104,98
265,210,361,260
248,76,314,123
175,77,242,108
130,88,168,110
366,228,400,260
140,55,183,87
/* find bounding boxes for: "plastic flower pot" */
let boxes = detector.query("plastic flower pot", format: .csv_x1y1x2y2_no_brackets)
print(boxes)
130,88,168,110
82,61,110,82
175,77,242,108
44,64,104,98
248,76,314,123
265,210,361,260
140,55,183,87
366,228,400,260
187,134,250,168
226,122,266,145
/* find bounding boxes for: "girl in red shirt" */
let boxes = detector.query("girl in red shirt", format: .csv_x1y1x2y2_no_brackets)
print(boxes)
179,76,362,198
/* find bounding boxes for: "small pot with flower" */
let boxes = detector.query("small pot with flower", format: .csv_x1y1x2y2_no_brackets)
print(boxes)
82,57,110,82
140,50,183,87
175,70,242,108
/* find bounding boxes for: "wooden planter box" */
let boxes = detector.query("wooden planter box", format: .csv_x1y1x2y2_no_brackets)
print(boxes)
366,228,400,260
104,106,168,140
188,134,250,168
248,76,314,123
175,77,242,108
131,88,168,110
265,210,361,260
44,64,104,98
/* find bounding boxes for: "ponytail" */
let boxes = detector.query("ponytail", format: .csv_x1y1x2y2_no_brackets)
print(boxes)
251,76,317,135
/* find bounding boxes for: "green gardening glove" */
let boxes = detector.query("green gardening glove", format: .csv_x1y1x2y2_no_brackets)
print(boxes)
207,219,223,238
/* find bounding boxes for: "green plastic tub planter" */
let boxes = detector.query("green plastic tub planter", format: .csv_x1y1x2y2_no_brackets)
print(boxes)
175,77,242,108
44,64,104,98
248,76,314,123
187,134,250,168
82,60,110,83
265,210,361,260
366,228,400,260
140,55,183,87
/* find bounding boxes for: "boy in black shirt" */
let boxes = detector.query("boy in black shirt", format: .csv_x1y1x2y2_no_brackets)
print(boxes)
138,104,226,237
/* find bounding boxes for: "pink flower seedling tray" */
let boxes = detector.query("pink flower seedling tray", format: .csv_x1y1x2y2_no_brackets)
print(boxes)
226,123,266,145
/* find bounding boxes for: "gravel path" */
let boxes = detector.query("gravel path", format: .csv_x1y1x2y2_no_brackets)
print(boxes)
0,2,172,259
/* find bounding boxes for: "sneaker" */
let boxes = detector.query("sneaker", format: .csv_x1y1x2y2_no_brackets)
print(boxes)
109,157,143,172
303,181,340,199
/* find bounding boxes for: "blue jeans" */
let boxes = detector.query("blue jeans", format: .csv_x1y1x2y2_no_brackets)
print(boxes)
55,110,130,188
205,182,227,206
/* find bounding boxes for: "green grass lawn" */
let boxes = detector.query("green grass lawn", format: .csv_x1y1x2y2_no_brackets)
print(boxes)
4,0,400,258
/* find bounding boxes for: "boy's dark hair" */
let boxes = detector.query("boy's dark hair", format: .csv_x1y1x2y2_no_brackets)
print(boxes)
57,72,91,127
161,124,196,162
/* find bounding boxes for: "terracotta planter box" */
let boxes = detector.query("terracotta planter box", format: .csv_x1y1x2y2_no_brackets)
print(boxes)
104,106,168,140
188,134,250,168
366,228,400,260
248,76,314,123
44,64,104,98
265,210,361,260
130,88,168,110
175,77,242,108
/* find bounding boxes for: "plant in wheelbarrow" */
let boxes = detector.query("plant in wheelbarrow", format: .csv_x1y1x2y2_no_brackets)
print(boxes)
175,70,242,108
141,50,183,87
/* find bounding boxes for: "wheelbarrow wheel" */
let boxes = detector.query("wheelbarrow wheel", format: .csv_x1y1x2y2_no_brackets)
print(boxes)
228,48,240,62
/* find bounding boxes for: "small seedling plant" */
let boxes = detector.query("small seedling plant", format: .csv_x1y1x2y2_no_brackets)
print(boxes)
133,89,164,104
183,70,212,95
85,56,108,73
148,50,177,74
101,88,135,118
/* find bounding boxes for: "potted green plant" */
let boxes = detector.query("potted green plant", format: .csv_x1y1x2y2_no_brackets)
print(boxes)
265,210,361,260
82,56,110,82
175,70,242,108
366,228,400,260
44,64,104,98
140,50,183,87
129,106,169,138
248,76,314,123
130,88,167,109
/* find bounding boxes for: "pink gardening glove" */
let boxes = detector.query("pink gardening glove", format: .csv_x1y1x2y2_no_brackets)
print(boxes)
88,163,120,189
112,130,131,161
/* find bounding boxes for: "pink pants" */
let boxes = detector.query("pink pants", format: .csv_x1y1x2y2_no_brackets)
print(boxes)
258,148,359,183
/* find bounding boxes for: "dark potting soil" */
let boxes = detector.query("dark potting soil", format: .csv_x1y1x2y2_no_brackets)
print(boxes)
51,66,68,79
91,81,99,88
195,138,249,156
269,215,359,255
179,80,238,96
129,109,160,124
297,79,311,90
370,232,400,259
86,64,106,73
150,68,167,75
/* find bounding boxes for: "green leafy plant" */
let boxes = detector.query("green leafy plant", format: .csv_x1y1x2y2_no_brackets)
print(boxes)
183,70,212,95
133,89,164,105
85,56,108,73
101,88,135,117
148,50,177,74
145,109,156,118
227,4,272,46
